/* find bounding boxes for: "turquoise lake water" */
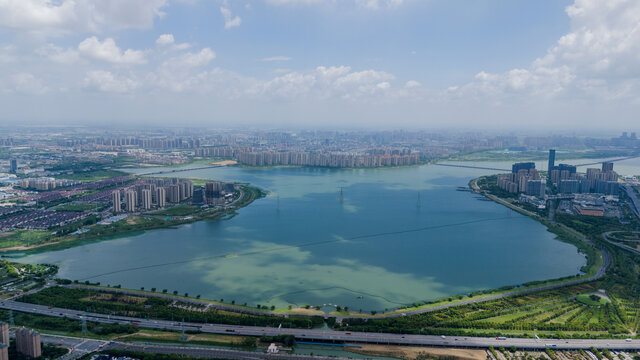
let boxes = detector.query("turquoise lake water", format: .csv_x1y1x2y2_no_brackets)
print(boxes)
18,164,587,311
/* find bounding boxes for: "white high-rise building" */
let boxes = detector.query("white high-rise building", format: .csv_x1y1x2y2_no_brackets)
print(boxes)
156,187,166,208
141,189,152,210
125,190,136,212
112,190,121,213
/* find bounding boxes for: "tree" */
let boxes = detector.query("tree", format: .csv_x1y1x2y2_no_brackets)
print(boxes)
140,287,144,291
196,295,201,299
270,305,275,310
162,289,168,293
173,290,178,295
371,310,377,315
151,287,156,292
184,293,189,297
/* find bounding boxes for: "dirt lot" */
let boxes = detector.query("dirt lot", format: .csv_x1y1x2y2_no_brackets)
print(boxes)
346,344,486,360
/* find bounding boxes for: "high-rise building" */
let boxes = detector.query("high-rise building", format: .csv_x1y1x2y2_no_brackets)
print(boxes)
112,190,121,213
16,328,41,358
525,180,545,197
602,161,614,172
0,322,8,345
558,180,580,194
141,189,152,210
547,149,556,179
168,185,180,203
125,190,137,212
156,187,166,208
9,159,17,173
512,162,535,174
0,343,7,360
193,187,205,204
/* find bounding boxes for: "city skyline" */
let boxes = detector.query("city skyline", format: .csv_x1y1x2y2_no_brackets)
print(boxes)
0,0,639,130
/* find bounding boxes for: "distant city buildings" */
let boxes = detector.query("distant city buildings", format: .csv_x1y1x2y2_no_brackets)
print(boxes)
9,159,17,174
16,177,81,190
498,163,543,196
499,150,621,199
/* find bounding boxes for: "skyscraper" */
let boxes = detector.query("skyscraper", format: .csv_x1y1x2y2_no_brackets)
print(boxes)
9,159,17,173
112,190,121,213
0,322,8,346
548,149,556,179
125,190,136,212
156,187,166,208
511,162,535,174
16,328,41,358
0,344,7,360
602,161,614,172
141,189,152,210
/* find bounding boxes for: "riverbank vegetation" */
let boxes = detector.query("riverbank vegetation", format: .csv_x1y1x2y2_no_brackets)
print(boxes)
18,286,324,329
366,175,637,339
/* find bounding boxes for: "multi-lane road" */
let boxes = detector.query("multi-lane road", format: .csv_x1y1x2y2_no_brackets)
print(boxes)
2,299,639,351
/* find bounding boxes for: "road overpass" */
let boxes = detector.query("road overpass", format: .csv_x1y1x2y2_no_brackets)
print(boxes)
1,299,638,351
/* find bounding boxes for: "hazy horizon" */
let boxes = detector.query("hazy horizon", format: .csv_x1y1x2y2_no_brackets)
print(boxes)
1,0,639,130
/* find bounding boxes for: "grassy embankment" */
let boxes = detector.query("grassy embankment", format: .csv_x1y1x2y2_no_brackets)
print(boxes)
59,169,129,182
17,286,325,329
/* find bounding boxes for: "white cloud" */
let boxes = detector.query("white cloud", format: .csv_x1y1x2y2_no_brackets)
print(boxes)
262,56,293,62
355,0,403,10
248,65,406,100
156,33,191,50
83,70,139,93
405,80,421,88
220,6,242,29
156,34,175,46
0,45,16,63
35,44,79,64
266,0,404,9
78,37,146,65
452,0,640,103
160,48,216,70
0,0,168,35
12,73,47,94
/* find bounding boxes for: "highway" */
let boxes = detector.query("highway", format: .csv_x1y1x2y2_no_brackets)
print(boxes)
1,299,639,350
603,231,640,256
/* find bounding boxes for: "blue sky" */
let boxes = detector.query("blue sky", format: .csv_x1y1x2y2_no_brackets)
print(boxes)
0,0,638,131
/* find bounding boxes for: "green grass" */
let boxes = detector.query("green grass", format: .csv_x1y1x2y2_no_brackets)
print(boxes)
58,169,127,182
150,205,201,216
576,294,609,306
53,203,100,212
0,230,52,248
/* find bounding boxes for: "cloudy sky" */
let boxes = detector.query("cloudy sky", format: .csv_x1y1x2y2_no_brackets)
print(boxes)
0,0,638,131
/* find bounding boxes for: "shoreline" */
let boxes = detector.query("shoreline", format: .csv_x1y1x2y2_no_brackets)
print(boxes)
3,167,607,315
0,183,265,255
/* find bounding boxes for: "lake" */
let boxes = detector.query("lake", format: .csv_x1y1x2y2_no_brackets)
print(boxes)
18,163,587,311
